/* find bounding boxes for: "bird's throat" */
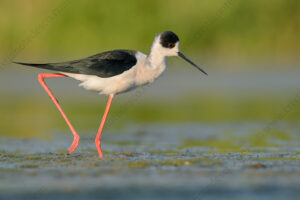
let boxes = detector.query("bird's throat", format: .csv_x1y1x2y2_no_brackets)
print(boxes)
148,50,166,69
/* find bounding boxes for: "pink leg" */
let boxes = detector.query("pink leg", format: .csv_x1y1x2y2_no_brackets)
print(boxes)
38,73,80,154
95,94,114,158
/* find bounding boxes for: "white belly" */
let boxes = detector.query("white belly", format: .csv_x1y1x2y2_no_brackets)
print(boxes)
62,66,138,95
61,52,166,95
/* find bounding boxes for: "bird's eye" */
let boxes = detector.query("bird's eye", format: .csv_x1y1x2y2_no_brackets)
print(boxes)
168,43,175,48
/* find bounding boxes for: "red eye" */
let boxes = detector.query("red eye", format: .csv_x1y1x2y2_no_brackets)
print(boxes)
168,43,175,48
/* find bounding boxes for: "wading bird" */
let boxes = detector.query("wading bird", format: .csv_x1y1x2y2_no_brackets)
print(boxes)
15,31,207,158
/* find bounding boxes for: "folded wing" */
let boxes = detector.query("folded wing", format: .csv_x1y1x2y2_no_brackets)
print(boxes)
14,50,137,78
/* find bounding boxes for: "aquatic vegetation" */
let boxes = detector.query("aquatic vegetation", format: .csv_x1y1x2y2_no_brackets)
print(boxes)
1,95,300,138
180,129,296,153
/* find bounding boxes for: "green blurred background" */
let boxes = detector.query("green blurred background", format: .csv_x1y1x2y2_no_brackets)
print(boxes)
1,0,299,61
0,0,299,139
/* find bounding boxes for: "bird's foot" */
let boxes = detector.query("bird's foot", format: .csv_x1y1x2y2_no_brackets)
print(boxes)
95,139,103,158
68,136,80,154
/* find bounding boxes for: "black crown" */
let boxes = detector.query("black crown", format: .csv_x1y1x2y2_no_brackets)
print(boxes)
160,31,179,48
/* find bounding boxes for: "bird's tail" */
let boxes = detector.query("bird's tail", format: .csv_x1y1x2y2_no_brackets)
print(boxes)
13,62,57,70
13,62,79,73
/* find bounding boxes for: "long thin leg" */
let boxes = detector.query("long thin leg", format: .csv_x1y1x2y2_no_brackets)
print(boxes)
38,73,80,154
95,94,114,158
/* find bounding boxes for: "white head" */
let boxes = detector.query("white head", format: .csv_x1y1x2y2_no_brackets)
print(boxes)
151,31,180,57
151,31,207,75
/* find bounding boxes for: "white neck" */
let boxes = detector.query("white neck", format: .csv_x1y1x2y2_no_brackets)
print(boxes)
147,38,166,68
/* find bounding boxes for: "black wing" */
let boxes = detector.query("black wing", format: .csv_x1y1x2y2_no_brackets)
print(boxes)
14,50,137,78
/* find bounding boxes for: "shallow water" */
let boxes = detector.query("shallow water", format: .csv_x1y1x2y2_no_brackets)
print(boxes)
1,64,300,199
2,65,300,98
0,123,299,200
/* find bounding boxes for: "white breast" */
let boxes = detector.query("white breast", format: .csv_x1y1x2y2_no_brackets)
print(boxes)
62,52,166,95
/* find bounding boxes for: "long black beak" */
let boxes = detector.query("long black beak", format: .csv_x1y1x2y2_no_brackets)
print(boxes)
178,52,207,75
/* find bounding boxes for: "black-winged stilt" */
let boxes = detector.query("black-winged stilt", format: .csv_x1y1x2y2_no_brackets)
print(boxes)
14,31,207,158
